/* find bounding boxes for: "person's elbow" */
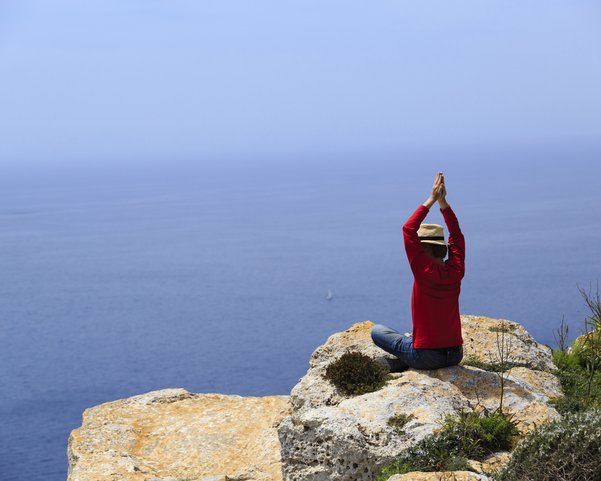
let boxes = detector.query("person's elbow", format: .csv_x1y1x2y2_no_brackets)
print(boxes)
402,223,416,236
451,265,465,281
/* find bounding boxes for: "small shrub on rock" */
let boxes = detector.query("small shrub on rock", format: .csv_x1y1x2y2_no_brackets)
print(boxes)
551,346,601,414
387,413,415,435
375,410,519,481
494,409,601,481
551,286,601,414
443,410,519,455
488,324,517,333
375,435,469,481
323,350,390,396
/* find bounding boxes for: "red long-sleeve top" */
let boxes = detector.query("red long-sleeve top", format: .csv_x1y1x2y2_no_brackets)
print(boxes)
402,204,465,348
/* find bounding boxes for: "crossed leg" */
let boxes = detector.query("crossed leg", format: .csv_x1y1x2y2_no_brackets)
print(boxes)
370,323,417,370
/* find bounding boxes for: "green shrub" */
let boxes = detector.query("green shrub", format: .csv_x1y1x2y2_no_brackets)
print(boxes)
387,413,415,435
550,286,601,413
576,331,601,370
375,410,519,481
323,350,390,396
375,434,469,481
494,409,601,481
443,410,519,455
550,348,601,414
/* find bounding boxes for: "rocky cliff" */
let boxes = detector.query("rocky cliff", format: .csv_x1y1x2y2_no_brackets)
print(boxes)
67,390,291,481
67,316,562,481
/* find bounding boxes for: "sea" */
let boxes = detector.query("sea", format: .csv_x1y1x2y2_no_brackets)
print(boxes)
1,143,600,481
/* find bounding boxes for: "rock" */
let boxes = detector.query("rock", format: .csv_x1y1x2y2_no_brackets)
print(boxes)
460,315,556,373
467,451,512,475
570,328,601,353
277,316,562,481
67,388,291,481
67,315,563,481
279,370,472,480
428,366,561,434
387,472,490,480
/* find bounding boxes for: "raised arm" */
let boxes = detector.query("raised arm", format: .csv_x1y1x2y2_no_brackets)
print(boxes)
403,172,444,268
403,204,429,267
403,172,465,283
438,174,465,277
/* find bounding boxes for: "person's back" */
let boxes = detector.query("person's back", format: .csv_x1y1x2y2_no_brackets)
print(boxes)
402,192,465,348
371,172,465,370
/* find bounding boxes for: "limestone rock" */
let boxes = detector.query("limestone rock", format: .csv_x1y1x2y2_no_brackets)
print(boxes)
67,388,291,481
277,316,562,481
570,328,601,353
279,371,471,481
67,315,563,481
460,315,556,373
428,365,560,433
467,451,512,475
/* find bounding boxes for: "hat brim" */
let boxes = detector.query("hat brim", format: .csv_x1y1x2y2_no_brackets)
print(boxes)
420,239,447,246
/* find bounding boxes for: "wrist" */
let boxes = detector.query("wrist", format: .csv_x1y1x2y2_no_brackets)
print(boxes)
439,199,450,210
423,196,436,208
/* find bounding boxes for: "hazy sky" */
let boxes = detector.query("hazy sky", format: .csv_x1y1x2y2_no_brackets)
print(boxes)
1,1,600,166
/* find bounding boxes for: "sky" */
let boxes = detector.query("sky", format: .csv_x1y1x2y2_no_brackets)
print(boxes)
0,1,600,168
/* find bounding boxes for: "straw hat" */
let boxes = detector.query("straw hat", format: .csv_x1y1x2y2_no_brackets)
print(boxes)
417,223,446,246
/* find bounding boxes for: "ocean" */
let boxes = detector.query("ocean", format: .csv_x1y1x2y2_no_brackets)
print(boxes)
1,143,600,480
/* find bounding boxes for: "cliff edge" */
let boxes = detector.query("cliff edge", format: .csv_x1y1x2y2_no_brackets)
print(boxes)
67,390,291,481
67,315,562,481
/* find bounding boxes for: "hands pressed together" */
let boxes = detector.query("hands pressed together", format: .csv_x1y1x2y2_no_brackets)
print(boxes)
423,172,450,209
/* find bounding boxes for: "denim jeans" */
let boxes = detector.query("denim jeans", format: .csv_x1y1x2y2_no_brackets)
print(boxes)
370,323,463,370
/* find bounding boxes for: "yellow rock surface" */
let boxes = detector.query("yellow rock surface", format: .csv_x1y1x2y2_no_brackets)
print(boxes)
67,388,291,481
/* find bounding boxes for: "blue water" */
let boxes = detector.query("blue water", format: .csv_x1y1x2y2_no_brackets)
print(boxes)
1,144,601,480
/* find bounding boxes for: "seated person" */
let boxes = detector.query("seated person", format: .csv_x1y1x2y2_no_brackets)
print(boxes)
371,172,465,370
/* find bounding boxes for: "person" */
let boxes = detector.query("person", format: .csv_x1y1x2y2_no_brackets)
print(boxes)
371,172,465,370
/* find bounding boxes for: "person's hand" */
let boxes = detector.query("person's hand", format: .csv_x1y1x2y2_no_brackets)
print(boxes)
431,172,444,201
438,173,446,199
438,174,450,209
423,172,444,208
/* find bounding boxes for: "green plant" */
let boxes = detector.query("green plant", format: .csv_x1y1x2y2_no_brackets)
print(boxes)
374,409,519,481
494,409,601,481
461,321,522,413
443,409,519,455
490,321,518,414
387,413,415,435
550,347,601,414
488,323,517,333
323,350,391,396
375,435,469,481
550,285,601,414
578,284,601,399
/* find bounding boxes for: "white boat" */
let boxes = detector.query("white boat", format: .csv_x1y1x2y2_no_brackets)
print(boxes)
326,289,333,300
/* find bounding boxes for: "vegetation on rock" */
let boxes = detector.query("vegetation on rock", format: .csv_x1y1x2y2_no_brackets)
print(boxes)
387,413,415,435
492,285,601,480
323,350,391,396
494,409,601,481
550,348,601,413
375,409,519,480
550,285,601,414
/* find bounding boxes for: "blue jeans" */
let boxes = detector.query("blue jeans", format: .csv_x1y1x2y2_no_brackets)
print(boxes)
370,323,463,370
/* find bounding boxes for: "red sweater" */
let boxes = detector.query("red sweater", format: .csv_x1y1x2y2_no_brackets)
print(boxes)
402,205,465,348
